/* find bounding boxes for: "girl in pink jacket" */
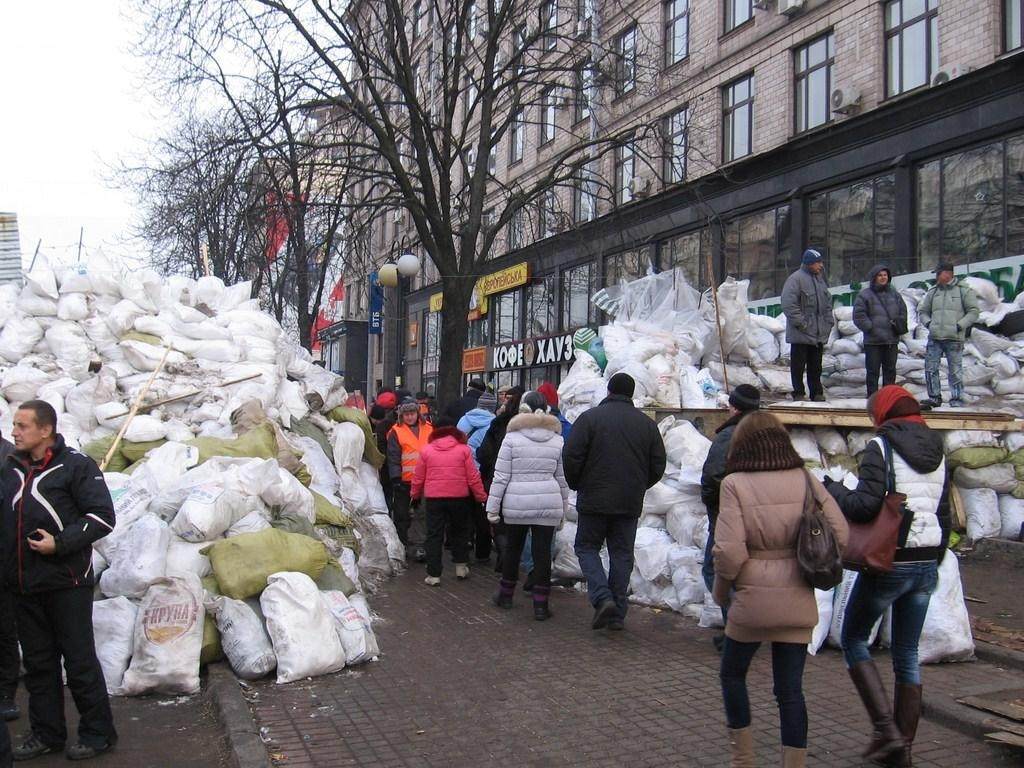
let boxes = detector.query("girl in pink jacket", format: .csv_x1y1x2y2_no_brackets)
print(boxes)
411,419,487,586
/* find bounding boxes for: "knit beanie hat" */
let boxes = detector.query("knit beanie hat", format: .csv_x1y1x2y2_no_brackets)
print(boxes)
477,391,498,413
468,379,486,392
607,372,635,398
728,384,761,413
934,262,955,275
398,398,419,414
802,248,823,265
537,382,559,408
376,391,398,410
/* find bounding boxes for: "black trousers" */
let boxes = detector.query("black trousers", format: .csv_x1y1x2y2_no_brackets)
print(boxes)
16,587,116,749
0,590,19,703
469,502,492,560
0,719,9,768
502,525,554,587
865,344,899,396
790,343,824,398
424,498,471,577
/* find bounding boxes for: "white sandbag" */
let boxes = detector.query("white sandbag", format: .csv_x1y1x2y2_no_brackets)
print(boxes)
261,572,346,684
165,538,213,578
93,597,139,694
124,414,168,443
25,256,59,299
0,284,17,329
830,338,862,356
662,418,711,472
368,514,405,562
919,555,974,663
814,428,847,456
665,496,708,547
18,285,57,316
320,590,381,665
959,487,1001,540
808,588,833,656
954,465,1016,494
963,276,999,311
206,596,276,680
56,293,90,321
65,369,117,429
106,300,147,336
698,590,725,628
789,429,822,464
261,467,316,524
0,316,44,363
629,568,674,608
332,422,365,472
99,515,170,599
119,575,205,695
847,431,873,456
552,522,582,578
828,570,882,648
756,366,793,394
339,547,360,587
633,528,674,583
359,462,389,516
1,366,52,403
226,510,272,537
944,430,998,452
998,495,1024,540
120,340,187,372
994,375,1024,395
988,351,1019,379
968,328,1012,358
171,485,250,542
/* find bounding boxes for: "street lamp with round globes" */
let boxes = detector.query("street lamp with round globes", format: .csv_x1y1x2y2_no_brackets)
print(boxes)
377,263,399,287
396,252,421,278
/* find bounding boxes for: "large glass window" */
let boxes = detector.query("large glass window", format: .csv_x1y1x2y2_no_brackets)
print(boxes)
885,0,939,97
575,161,598,223
917,135,1024,268
539,86,557,145
723,75,754,163
664,0,689,67
509,109,525,165
724,205,793,301
423,311,441,374
663,228,710,289
574,63,592,124
663,108,688,185
540,187,560,238
725,0,753,33
615,25,637,96
795,33,835,134
1008,0,1023,51
615,139,636,205
493,290,523,343
562,262,596,330
466,317,489,348
605,249,647,287
526,277,558,337
540,0,558,50
808,174,898,286
508,206,531,251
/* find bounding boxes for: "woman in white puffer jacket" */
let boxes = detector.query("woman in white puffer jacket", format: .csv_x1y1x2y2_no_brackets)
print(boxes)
486,391,569,621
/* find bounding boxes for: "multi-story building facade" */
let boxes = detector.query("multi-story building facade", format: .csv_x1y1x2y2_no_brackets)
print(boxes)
349,0,1024,398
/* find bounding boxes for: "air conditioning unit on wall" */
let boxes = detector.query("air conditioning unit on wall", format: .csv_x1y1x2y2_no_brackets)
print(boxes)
778,0,804,15
932,63,972,86
830,85,862,114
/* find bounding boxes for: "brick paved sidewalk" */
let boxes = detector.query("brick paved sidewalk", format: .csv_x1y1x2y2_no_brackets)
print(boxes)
248,562,1020,767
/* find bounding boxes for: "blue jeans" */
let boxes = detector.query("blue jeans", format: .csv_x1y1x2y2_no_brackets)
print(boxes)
841,561,939,684
521,531,534,573
925,339,963,402
574,513,638,618
720,639,808,748
702,526,728,624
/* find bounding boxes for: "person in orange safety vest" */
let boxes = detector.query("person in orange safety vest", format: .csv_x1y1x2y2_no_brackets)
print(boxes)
387,399,434,561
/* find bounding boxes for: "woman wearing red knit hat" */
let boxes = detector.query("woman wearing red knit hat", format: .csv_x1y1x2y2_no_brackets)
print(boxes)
824,385,950,767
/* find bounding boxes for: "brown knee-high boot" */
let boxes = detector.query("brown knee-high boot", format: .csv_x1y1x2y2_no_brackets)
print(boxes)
889,683,922,767
847,661,906,763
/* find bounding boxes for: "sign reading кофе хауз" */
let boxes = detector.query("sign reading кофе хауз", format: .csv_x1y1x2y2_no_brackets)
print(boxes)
490,331,580,371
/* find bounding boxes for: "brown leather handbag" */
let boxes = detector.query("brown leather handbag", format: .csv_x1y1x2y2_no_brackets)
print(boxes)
842,438,906,574
797,471,844,590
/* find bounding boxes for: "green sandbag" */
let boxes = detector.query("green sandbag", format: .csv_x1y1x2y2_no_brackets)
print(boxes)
1008,449,1024,467
120,439,168,464
121,330,163,346
1016,464,1024,482
946,446,1009,470
314,522,359,556
200,614,223,666
312,491,351,527
325,407,386,469
203,528,328,600
188,422,278,464
201,575,221,596
1012,482,1024,500
270,511,317,539
290,418,333,458
316,558,357,596
82,435,129,473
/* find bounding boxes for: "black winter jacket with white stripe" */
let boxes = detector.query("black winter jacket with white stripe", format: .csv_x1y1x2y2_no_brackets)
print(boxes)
2,435,115,594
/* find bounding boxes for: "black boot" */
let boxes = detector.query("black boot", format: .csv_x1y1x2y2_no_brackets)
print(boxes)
0,700,20,722
522,571,535,594
492,579,515,609
532,585,551,621
847,661,907,764
591,599,618,630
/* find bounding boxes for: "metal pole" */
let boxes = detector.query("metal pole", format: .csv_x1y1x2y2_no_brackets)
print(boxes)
76,227,84,264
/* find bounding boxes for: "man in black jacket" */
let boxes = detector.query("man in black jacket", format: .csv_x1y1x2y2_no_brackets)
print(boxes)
853,265,909,397
563,374,666,630
0,434,18,726
442,380,486,423
2,401,117,761
699,384,760,649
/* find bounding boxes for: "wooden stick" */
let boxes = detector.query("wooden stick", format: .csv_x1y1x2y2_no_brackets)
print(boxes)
100,347,172,471
704,248,730,393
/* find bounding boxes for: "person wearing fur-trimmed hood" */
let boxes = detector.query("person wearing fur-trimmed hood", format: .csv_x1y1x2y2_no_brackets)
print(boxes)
486,392,569,621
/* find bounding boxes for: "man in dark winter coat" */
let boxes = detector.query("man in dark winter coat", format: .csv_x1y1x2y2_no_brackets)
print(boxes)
0,433,13,765
781,248,835,401
477,387,524,572
854,265,909,397
563,374,666,631
699,384,760,649
2,401,117,761
442,380,486,423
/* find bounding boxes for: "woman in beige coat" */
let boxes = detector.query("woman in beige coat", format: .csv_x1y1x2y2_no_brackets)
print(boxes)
713,412,848,768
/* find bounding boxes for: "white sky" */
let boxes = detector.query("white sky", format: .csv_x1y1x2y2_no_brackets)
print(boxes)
0,2,162,270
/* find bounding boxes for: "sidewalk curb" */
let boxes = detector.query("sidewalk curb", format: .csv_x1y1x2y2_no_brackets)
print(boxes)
207,664,274,768
973,640,1024,671
923,678,1018,740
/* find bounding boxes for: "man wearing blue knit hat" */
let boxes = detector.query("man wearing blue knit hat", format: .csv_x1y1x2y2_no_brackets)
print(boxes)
780,248,835,402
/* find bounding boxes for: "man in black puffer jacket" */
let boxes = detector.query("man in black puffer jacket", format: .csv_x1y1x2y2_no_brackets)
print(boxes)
853,264,909,397
563,374,666,631
2,401,117,761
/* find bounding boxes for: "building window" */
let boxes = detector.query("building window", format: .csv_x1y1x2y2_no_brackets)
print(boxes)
723,204,792,301
508,206,531,250
466,316,489,348
663,107,688,184
614,25,637,96
412,0,424,37
662,228,710,289
423,310,441,374
541,0,558,50
723,74,754,163
724,0,753,33
615,139,636,205
795,32,835,134
664,0,689,67
1008,0,1023,51
539,87,557,145
540,187,560,238
574,161,598,223
605,249,647,287
885,0,939,97
579,0,595,21
493,290,523,344
526,277,557,337
513,24,527,76
562,262,596,330
808,173,898,286
467,0,479,40
574,63,592,124
509,109,525,164
917,134,1024,269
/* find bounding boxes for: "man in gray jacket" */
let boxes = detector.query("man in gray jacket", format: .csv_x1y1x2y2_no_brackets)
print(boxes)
854,264,909,397
781,249,834,401
919,263,980,408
